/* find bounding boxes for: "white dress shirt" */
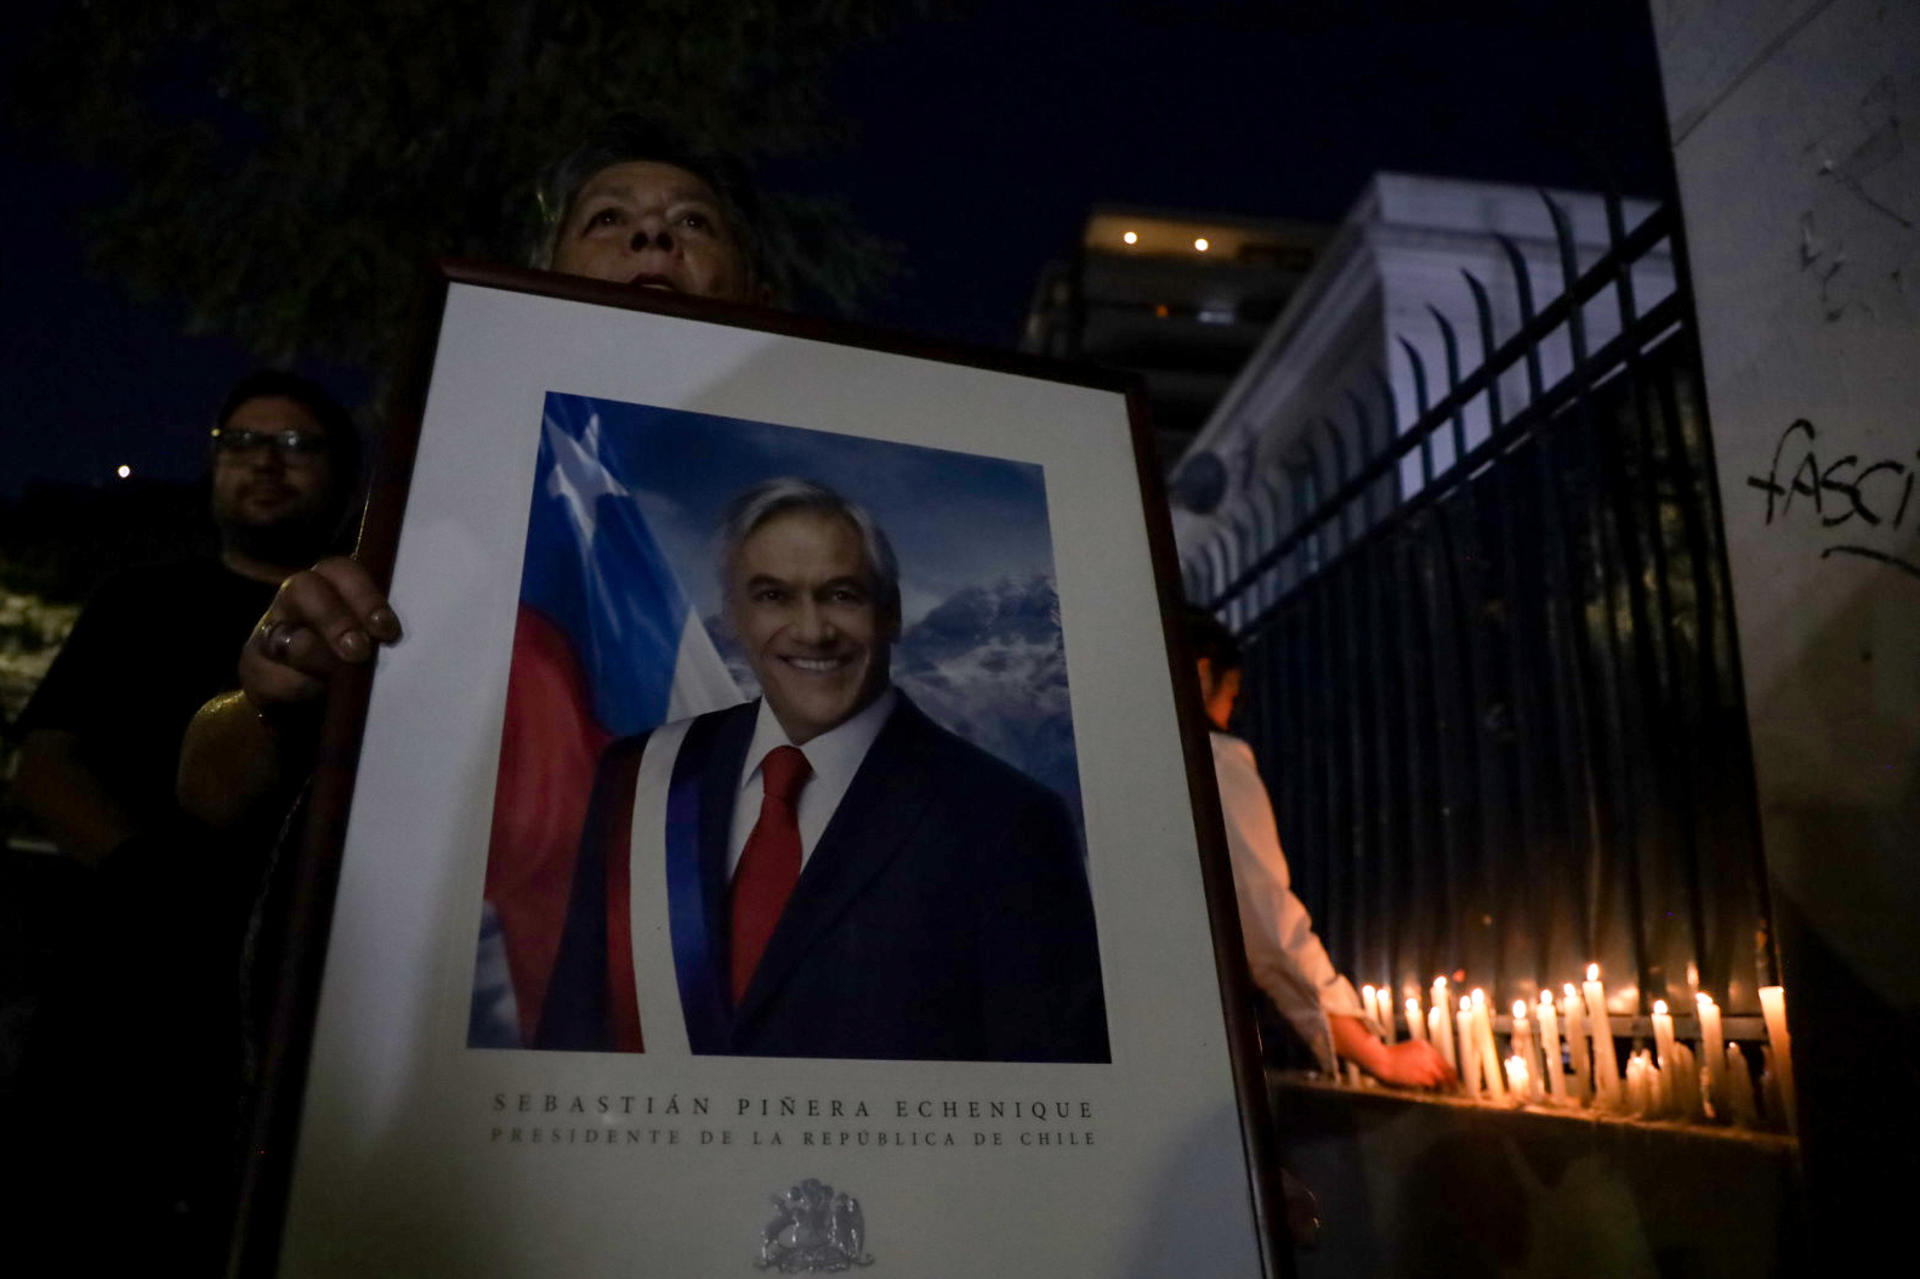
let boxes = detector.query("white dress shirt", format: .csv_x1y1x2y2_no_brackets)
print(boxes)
1211,730,1366,1070
726,687,898,880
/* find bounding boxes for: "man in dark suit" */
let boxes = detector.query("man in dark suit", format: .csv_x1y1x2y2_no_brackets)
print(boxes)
537,477,1109,1062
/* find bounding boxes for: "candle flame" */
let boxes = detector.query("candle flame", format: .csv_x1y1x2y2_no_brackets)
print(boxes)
1586,963,1601,982
1362,984,1375,1002
1513,1000,1527,1020
1460,996,1472,1013
1564,983,1577,999
1696,992,1714,1009
1405,997,1420,1013
1471,988,1486,1007
1539,993,1554,1011
1653,999,1668,1015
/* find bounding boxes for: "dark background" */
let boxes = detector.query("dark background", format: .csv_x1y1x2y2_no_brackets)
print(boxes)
1,0,1670,508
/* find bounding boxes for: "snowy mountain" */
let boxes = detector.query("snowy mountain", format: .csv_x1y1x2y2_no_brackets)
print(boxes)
894,575,1080,820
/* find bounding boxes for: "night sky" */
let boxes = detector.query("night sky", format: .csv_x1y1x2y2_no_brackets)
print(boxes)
0,1,1668,498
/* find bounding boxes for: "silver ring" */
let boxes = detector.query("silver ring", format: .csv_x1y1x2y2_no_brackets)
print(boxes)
260,620,300,663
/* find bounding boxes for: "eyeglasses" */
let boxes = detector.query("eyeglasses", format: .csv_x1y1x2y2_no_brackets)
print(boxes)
210,427,331,458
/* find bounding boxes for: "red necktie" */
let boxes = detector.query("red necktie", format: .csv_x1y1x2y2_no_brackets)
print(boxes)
729,745,811,1004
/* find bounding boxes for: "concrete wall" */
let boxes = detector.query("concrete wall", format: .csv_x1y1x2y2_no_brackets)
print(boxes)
1649,0,1920,1245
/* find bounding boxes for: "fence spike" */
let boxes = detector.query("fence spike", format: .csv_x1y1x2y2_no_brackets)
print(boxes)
1257,473,1287,611
1288,452,1324,578
1539,190,1588,366
1204,534,1229,606
1320,414,1350,485
1321,415,1358,551
1396,336,1437,488
1493,233,1545,404
1428,305,1471,470
1602,183,1639,333
1345,389,1376,462
1344,389,1382,524
1294,433,1327,497
1369,364,1399,434
1461,269,1506,430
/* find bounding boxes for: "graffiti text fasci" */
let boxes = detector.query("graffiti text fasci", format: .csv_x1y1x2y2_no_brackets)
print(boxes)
1746,417,1920,581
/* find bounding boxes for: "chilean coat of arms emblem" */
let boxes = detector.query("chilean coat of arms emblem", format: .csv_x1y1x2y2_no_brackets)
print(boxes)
755,1178,873,1272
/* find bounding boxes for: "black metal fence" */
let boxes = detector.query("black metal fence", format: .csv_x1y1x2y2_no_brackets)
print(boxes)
1186,193,1773,1019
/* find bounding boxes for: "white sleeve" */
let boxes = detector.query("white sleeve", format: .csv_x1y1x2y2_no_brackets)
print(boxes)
1210,734,1367,1069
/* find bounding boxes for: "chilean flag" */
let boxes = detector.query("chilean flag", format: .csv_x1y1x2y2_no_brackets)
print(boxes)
473,394,740,1047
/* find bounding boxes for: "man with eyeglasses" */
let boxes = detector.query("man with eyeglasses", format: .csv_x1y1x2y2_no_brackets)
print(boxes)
11,368,355,1263
17,369,356,865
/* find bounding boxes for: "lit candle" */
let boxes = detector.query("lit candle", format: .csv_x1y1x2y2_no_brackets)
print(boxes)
1561,984,1592,1103
1651,999,1677,1077
1471,989,1506,1102
1510,1001,1542,1101
1624,1051,1648,1115
1758,986,1796,1132
1538,993,1566,1101
1504,1054,1532,1103
1725,1042,1759,1127
1406,996,1429,1042
1696,994,1726,1119
1376,986,1398,1043
1457,997,1482,1100
1582,964,1622,1108
1673,1041,1702,1120
1427,1005,1448,1070
1432,978,1457,1078
1362,985,1377,1036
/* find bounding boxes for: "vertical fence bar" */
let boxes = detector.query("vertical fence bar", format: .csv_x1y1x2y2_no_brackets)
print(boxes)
1427,304,1506,998
1465,267,1566,988
1602,185,1716,1008
1496,230,1613,979
1542,190,1662,1013
1656,197,1776,1000
1342,383,1411,990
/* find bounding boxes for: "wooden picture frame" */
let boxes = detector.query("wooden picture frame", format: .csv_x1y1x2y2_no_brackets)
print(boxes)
232,261,1292,1278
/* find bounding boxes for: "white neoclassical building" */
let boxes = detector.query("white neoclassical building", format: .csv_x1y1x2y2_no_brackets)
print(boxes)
1171,172,1674,626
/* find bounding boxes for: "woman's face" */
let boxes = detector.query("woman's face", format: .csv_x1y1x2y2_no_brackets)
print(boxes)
551,160,755,301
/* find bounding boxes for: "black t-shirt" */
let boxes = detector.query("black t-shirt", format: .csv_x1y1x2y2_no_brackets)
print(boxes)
19,557,277,838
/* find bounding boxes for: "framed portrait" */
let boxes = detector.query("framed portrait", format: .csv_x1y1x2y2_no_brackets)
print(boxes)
240,262,1288,1277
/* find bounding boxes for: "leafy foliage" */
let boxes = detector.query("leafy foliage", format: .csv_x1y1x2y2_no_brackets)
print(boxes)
18,0,918,369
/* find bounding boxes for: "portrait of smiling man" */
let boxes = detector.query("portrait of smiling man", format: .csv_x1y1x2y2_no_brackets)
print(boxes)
535,476,1111,1062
